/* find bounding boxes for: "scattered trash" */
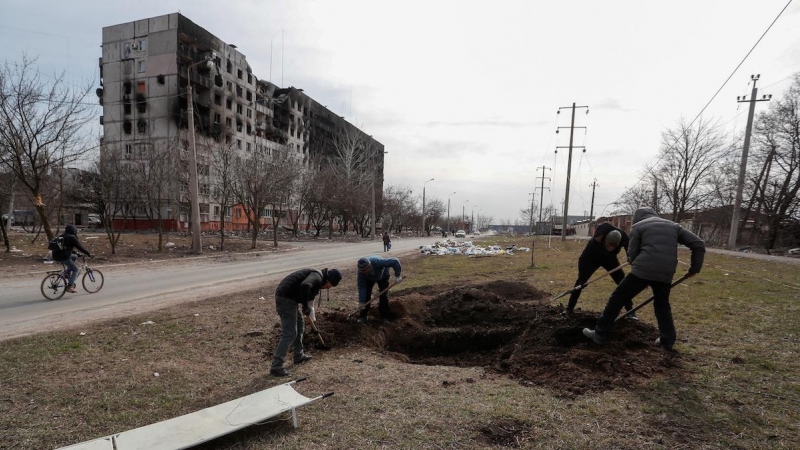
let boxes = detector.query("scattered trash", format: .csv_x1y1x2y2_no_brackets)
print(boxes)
194,313,200,317
140,320,155,325
43,260,54,264
154,373,160,377
9,247,22,253
79,332,86,336
208,245,215,250
165,242,176,248
258,296,265,301
245,331,264,337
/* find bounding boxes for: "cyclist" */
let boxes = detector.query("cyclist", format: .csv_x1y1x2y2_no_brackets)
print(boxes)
52,224,93,293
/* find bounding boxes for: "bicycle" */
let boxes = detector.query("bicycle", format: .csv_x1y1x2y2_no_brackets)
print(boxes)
40,255,105,300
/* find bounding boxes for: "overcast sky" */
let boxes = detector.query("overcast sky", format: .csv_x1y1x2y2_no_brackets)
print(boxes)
2,0,799,223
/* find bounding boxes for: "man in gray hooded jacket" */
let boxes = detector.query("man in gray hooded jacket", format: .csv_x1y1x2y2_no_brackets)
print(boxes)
583,207,705,350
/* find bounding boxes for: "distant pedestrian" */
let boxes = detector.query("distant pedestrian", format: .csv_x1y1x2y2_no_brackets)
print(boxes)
382,232,391,252
357,256,402,324
565,223,635,317
270,268,342,377
583,207,705,350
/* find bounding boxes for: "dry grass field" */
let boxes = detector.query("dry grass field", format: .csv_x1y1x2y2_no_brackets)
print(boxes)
1,236,799,449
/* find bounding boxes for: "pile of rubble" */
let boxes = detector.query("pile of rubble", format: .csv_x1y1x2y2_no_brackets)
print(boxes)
419,240,530,257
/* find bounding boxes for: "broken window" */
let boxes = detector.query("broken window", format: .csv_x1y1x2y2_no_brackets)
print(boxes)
214,113,221,124
225,117,232,128
246,91,252,102
237,139,242,149
226,98,232,110
214,94,221,105
123,81,132,95
247,73,252,84
237,69,242,79
236,104,242,114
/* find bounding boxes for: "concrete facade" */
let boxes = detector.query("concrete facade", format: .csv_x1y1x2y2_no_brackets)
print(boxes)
99,13,383,231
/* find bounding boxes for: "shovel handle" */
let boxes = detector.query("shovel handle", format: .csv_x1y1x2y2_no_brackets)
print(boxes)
551,262,630,302
305,315,326,346
615,273,691,322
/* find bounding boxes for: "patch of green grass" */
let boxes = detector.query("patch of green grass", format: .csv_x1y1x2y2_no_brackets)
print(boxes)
2,237,799,449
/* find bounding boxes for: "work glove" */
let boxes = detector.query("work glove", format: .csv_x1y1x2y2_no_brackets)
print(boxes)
395,275,403,284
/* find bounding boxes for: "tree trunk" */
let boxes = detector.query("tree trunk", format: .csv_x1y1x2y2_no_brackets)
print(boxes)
219,213,225,251
35,203,54,240
0,216,9,252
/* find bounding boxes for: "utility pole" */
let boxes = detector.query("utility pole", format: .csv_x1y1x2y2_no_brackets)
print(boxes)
728,75,771,250
528,192,535,234
557,103,589,241
588,178,598,236
186,56,215,254
535,165,551,235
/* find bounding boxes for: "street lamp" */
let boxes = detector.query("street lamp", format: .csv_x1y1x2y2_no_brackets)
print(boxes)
422,178,434,236
471,205,479,234
462,199,469,230
186,54,216,254
446,191,457,237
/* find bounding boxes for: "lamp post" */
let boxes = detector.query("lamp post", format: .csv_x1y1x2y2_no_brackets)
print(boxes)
371,149,388,241
462,199,469,231
186,55,215,254
446,191,456,237
471,205,479,234
421,178,434,236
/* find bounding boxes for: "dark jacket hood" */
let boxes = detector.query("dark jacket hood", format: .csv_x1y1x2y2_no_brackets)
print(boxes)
65,224,78,236
633,208,658,224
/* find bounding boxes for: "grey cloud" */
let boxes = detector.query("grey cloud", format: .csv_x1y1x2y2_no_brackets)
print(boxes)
593,98,632,112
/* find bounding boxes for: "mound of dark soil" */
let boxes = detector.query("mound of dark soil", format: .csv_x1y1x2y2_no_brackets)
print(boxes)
317,280,682,395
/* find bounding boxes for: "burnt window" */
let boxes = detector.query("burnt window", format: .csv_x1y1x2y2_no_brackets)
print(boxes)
246,91,252,102
214,94,222,106
123,121,132,135
123,101,132,115
246,109,252,118
226,59,232,74
226,98,232,110
236,85,242,97
226,81,232,92
246,123,251,134
225,117,232,128
157,74,165,85
137,81,145,94
137,119,147,133
236,104,242,114
123,81,132,95
237,69,242,79
214,113,221,124
225,134,231,144
247,73,252,84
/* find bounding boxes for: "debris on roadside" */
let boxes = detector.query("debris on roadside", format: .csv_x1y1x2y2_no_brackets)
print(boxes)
419,240,531,257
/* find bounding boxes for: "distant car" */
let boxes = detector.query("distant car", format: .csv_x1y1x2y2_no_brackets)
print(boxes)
473,230,481,236
455,230,466,238
788,248,800,257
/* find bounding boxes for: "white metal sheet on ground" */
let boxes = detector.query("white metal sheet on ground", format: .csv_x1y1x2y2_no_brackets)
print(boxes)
113,384,313,450
58,383,321,450
57,437,114,450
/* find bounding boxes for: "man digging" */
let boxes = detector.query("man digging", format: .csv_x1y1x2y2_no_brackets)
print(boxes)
583,207,705,350
564,224,636,318
270,268,342,377
357,256,402,325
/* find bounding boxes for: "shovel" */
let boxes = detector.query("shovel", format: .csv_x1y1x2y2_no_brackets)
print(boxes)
550,262,630,302
615,273,691,322
305,315,331,350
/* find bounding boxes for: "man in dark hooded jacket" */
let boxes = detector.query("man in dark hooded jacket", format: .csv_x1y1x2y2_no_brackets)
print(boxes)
270,268,342,377
52,224,93,293
565,223,634,316
583,207,705,350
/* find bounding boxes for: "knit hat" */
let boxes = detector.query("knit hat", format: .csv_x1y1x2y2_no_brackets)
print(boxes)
327,269,342,287
357,257,372,273
605,230,622,248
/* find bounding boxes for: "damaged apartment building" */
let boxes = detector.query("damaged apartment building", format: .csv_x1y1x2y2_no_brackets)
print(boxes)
98,12,384,231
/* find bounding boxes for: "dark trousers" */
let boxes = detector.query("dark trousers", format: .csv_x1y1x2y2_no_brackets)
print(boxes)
595,273,676,347
567,255,630,311
383,243,390,252
271,296,305,370
359,278,391,319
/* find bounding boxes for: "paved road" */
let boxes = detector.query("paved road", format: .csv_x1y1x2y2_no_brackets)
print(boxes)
0,237,433,341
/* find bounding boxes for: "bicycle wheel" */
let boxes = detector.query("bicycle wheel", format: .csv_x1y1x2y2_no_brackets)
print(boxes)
82,269,104,293
41,274,67,300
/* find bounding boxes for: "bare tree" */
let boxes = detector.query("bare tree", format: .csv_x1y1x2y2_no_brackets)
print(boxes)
208,139,236,250
656,117,728,222
131,137,179,251
0,56,95,240
0,167,12,251
751,74,800,250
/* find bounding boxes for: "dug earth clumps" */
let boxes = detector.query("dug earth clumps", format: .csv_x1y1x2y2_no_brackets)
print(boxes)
319,280,682,396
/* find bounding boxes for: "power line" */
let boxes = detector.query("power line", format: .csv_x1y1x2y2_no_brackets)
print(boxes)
607,0,793,211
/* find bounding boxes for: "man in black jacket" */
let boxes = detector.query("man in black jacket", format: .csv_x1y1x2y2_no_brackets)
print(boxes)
583,208,705,350
270,268,342,377
565,223,635,317
52,224,93,293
